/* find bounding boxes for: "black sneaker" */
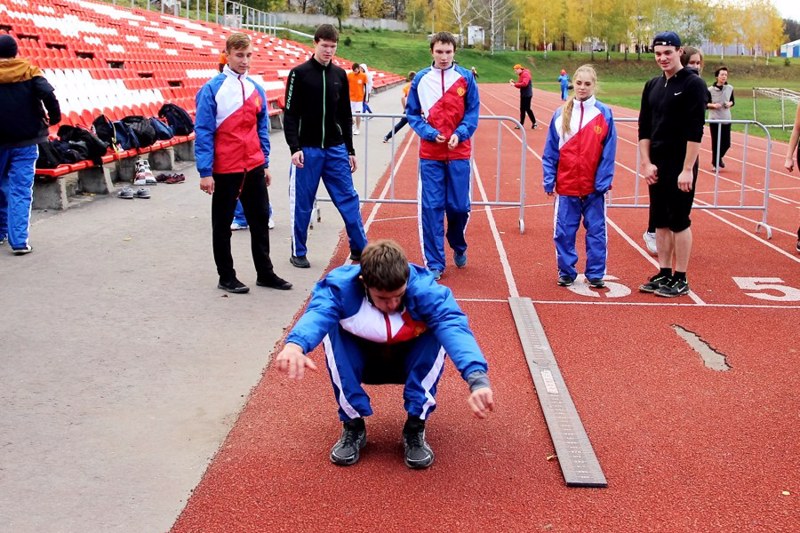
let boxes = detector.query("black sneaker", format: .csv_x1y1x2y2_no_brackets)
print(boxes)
349,249,362,262
330,419,366,466
639,273,670,293
290,255,310,268
403,418,434,469
12,245,33,256
557,275,574,287
256,273,292,290
217,278,249,293
587,278,605,289
655,277,689,298
796,239,800,253
719,160,725,168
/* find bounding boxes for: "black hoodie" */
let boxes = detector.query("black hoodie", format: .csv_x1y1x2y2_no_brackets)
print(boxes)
0,58,61,148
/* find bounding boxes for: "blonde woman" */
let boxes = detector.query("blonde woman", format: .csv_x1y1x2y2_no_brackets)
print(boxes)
542,65,617,288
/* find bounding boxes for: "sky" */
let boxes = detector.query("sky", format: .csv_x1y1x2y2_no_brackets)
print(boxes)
774,0,800,21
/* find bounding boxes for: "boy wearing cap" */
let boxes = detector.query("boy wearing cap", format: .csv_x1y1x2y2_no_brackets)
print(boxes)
509,64,537,129
637,31,707,298
0,35,61,255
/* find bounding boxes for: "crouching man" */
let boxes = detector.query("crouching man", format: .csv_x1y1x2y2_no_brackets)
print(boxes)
274,239,494,469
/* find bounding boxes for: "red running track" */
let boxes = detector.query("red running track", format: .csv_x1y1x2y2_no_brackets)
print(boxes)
172,85,800,532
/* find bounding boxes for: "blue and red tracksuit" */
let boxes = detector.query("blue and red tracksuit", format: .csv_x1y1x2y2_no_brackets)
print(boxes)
285,264,489,422
542,95,617,281
0,58,60,250
406,63,479,273
194,66,275,281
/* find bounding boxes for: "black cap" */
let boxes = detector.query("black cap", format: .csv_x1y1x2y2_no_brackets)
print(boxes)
652,31,681,48
0,34,18,58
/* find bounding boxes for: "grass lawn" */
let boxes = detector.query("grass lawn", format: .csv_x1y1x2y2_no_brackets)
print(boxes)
286,26,800,143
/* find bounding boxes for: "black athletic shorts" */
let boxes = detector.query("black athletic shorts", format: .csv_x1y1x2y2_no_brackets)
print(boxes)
648,146,698,233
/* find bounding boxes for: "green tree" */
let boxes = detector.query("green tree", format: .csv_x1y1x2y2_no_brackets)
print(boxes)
320,0,352,30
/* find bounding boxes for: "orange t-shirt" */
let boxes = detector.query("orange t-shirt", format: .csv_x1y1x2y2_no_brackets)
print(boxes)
347,71,368,102
402,82,411,97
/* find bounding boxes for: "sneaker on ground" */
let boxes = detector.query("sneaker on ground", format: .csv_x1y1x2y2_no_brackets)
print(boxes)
134,187,150,199
0,236,6,246
330,419,366,466
719,160,726,168
639,273,670,293
256,273,292,290
557,275,574,287
532,123,539,130
642,231,657,255
353,129,360,135
268,217,275,230
454,251,467,268
217,278,249,293
117,186,134,199
403,419,434,469
12,245,33,255
587,278,605,288
133,172,148,186
655,277,689,298
290,255,311,268
230,222,248,231
796,239,800,253
429,269,442,281
514,125,521,130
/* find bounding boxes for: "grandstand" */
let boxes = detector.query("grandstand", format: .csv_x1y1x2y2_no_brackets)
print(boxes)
0,0,404,206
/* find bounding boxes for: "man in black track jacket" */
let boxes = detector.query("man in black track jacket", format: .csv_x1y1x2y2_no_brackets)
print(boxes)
0,35,61,255
283,24,367,269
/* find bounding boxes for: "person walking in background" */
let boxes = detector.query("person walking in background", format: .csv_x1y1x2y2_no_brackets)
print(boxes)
360,63,374,114
382,70,415,143
708,66,734,170
509,64,537,129
195,32,291,294
405,31,480,280
274,240,494,469
471,66,479,79
0,35,61,255
347,63,368,135
642,45,708,256
557,69,570,101
283,24,368,269
637,31,707,298
783,102,800,253
542,65,617,289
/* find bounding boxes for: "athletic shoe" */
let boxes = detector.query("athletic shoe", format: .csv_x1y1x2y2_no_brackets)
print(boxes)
353,128,360,135
117,186,134,199
587,278,606,289
0,236,5,246
403,418,434,469
382,137,390,143
349,249,362,262
268,217,275,230
655,277,690,298
514,125,521,130
796,239,800,253
429,269,442,281
454,251,467,268
642,231,657,255
256,273,292,290
134,187,150,199
12,245,32,255
557,275,574,287
719,160,726,168
230,222,248,231
330,419,366,466
217,278,249,294
290,255,311,268
639,273,670,293
532,123,539,130
133,172,148,186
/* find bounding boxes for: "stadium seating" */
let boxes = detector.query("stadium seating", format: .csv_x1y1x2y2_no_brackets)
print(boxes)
0,0,404,208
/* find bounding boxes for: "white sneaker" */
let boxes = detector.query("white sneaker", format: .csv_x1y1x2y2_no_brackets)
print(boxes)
133,172,148,186
268,217,275,230
643,231,657,255
353,129,360,135
230,222,248,231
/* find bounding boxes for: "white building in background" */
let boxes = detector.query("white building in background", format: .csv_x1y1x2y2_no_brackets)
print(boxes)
780,39,800,57
467,25,484,47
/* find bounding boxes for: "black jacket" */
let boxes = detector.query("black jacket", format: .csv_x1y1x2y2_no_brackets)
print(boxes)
283,56,354,156
638,67,706,152
0,58,61,148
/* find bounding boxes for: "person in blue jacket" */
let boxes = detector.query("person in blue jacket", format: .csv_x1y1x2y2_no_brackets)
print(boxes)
542,65,617,289
275,239,495,469
0,35,61,255
195,32,291,294
557,69,570,101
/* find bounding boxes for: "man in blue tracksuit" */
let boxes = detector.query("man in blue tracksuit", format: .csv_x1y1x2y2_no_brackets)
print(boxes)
0,35,61,255
405,32,480,280
283,24,368,269
275,240,495,469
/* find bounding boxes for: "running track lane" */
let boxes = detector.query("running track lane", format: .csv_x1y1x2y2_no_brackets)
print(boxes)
173,85,799,532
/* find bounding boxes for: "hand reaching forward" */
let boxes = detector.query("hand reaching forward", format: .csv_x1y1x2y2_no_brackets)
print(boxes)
275,342,318,380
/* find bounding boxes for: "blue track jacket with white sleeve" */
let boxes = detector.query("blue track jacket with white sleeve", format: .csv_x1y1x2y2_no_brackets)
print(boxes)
285,264,489,382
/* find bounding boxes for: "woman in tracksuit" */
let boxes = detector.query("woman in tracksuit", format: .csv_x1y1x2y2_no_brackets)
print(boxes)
542,65,617,289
